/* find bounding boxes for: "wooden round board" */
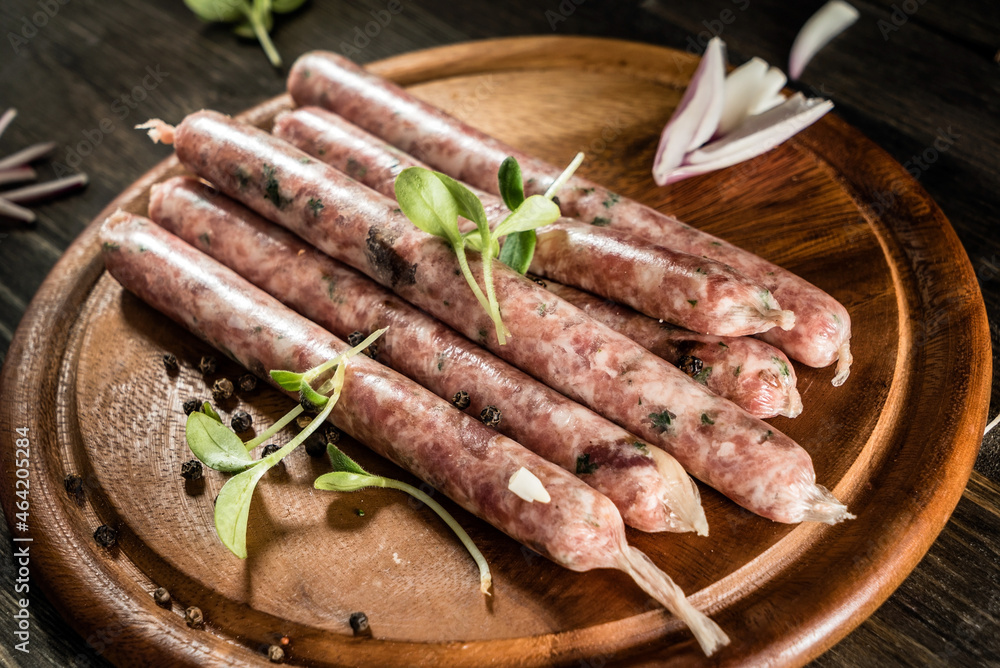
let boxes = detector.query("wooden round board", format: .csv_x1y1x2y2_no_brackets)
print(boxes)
0,36,991,667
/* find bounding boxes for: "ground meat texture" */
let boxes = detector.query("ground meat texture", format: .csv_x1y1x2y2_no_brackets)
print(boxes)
273,107,794,338
149,176,705,533
544,279,803,419
287,52,852,384
163,112,846,524
101,211,729,654
101,211,637,571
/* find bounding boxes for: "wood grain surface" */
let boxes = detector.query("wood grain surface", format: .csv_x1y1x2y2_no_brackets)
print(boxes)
0,36,991,666
0,2,998,667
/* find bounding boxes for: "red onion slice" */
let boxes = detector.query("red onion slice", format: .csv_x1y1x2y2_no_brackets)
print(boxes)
0,167,36,187
2,173,89,204
652,37,725,186
0,141,56,172
0,197,35,223
789,0,860,80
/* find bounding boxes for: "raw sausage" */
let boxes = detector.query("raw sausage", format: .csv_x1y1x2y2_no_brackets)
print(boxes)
144,110,851,527
148,175,707,534
100,210,729,655
286,51,852,384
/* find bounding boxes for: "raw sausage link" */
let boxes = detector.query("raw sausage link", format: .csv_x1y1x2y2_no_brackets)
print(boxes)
100,210,728,656
273,107,794,337
158,110,850,526
272,107,800,418
149,175,707,534
287,51,852,384
540,278,803,420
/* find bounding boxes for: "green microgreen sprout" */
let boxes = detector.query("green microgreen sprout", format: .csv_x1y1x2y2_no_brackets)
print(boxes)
183,328,386,559
394,155,583,345
316,444,493,597
183,0,306,67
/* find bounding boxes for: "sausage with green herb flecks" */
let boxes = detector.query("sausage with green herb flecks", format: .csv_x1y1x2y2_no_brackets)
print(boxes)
273,106,794,337
286,51,852,385
141,110,850,527
541,279,803,419
99,210,729,656
148,175,707,534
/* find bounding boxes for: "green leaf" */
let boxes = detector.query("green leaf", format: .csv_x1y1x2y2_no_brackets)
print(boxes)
183,0,247,22
433,172,489,230
214,460,271,558
270,369,303,391
498,230,537,274
314,471,379,493
186,412,255,472
493,195,560,238
327,444,368,475
300,381,329,410
395,168,462,245
498,157,525,210
201,402,223,422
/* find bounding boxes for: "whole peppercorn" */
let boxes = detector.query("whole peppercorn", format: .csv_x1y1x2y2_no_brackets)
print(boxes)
162,353,179,373
305,438,327,458
349,612,370,636
198,355,217,375
64,473,84,498
267,645,286,663
182,398,202,415
322,424,342,445
480,405,502,428
261,444,280,457
93,524,118,548
184,606,204,629
676,355,704,378
231,410,253,433
153,587,171,607
181,459,203,481
212,378,234,403
347,331,366,347
451,390,470,410
238,373,258,393
295,414,313,429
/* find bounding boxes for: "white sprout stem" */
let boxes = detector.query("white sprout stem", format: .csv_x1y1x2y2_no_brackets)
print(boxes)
985,412,1000,437
0,197,34,223
480,248,510,344
0,166,35,187
0,109,16,142
544,152,585,200
2,173,88,204
244,403,305,451
380,476,493,596
248,2,282,67
0,141,56,172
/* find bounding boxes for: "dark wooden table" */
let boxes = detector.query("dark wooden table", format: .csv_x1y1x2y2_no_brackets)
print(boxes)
1,0,997,665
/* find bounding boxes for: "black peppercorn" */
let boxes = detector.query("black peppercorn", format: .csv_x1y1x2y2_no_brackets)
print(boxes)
295,414,313,429
347,330,377,358
261,444,280,457
322,424,342,445
231,410,252,433
153,587,171,607
93,524,117,548
198,355,217,375
238,373,258,393
162,353,179,373
349,612,370,636
181,459,203,481
480,405,502,428
182,398,202,415
305,438,327,458
267,644,285,663
212,378,234,402
184,606,204,629
451,390,470,410
64,473,84,498
676,355,704,378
